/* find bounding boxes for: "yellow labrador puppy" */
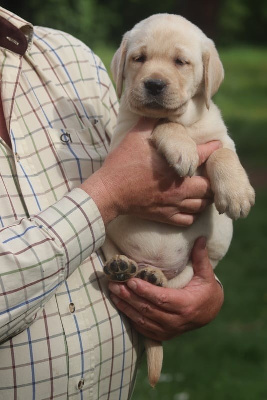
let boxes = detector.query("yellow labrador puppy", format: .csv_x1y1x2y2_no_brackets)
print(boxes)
103,14,255,387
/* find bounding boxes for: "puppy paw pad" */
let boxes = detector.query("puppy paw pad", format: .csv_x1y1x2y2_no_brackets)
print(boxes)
104,255,137,281
136,267,167,287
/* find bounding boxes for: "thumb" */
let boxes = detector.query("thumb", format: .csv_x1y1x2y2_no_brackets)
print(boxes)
191,237,214,280
197,140,222,166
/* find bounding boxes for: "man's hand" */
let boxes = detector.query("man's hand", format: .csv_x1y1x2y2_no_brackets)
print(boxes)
82,118,221,225
108,237,224,341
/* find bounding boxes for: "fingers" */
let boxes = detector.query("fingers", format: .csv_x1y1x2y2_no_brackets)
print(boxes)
190,237,214,281
110,293,165,332
168,213,196,227
111,291,180,341
131,323,165,341
110,291,171,331
108,283,185,340
197,140,222,166
109,282,174,323
167,198,213,226
178,176,213,199
125,279,185,312
131,322,179,341
179,198,212,213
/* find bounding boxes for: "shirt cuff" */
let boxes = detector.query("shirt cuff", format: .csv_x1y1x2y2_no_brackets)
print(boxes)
34,188,106,278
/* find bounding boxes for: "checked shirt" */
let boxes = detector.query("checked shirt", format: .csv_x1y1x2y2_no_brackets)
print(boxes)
0,7,141,400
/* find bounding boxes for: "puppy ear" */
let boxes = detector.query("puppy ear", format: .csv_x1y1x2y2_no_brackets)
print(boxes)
202,40,224,109
111,32,129,99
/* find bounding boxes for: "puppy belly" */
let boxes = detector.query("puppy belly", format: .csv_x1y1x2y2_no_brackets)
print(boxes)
106,205,233,278
107,216,194,274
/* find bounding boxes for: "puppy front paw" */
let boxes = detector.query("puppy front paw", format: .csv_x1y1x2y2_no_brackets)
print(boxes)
104,255,138,281
151,122,199,177
171,148,199,177
159,138,199,177
214,178,255,220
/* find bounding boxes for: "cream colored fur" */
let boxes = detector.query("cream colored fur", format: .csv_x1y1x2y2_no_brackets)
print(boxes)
102,14,255,387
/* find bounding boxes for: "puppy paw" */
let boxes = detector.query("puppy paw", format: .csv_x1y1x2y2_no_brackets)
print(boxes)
104,255,138,281
214,179,255,220
171,148,199,177
161,140,199,177
137,267,168,287
151,122,199,177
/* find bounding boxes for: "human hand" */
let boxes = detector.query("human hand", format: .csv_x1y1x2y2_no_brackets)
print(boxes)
82,118,221,225
108,237,224,341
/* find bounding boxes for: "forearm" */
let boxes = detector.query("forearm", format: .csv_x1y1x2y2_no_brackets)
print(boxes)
80,168,119,225
0,188,105,342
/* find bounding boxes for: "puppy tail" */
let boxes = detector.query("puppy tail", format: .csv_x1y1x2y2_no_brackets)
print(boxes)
145,338,163,387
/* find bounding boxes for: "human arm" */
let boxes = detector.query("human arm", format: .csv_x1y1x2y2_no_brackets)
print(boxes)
0,189,105,342
81,117,221,226
108,237,224,341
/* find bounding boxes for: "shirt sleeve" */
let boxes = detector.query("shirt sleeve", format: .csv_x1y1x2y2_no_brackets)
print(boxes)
0,188,105,342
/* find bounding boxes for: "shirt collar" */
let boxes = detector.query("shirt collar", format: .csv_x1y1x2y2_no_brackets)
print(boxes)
0,7,33,55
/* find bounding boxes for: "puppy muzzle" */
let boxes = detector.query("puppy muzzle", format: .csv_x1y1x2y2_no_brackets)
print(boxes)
144,78,167,96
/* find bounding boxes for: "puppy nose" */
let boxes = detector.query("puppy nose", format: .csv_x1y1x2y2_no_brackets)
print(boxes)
144,79,166,95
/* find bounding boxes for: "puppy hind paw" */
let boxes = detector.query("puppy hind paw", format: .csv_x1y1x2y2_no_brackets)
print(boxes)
104,255,138,281
137,267,168,287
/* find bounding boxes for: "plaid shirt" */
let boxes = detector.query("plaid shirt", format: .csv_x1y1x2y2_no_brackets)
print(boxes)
0,8,140,400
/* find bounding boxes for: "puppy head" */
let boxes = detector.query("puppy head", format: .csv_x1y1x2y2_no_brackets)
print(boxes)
111,14,224,117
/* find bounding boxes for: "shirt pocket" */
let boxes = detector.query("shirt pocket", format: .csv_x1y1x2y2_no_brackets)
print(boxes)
47,125,110,188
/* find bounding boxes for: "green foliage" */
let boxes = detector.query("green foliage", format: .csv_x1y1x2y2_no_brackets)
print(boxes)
214,47,267,167
3,0,267,47
218,0,267,45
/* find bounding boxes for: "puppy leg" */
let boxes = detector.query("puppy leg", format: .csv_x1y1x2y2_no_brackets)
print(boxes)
104,255,138,282
151,122,199,177
136,267,168,287
206,148,255,219
167,264,194,289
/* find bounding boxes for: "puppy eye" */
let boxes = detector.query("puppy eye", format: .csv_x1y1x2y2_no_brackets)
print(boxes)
175,58,188,66
133,55,146,63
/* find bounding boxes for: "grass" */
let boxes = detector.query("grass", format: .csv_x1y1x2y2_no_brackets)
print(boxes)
94,45,267,400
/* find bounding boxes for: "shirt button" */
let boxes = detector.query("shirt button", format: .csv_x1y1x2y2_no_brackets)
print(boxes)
69,302,75,313
78,378,84,390
15,153,20,162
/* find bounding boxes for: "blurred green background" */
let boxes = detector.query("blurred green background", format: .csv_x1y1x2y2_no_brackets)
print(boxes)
3,1,267,399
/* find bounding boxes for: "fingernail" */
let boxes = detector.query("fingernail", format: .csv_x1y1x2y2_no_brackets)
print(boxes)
127,279,137,290
109,282,121,295
110,293,119,305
